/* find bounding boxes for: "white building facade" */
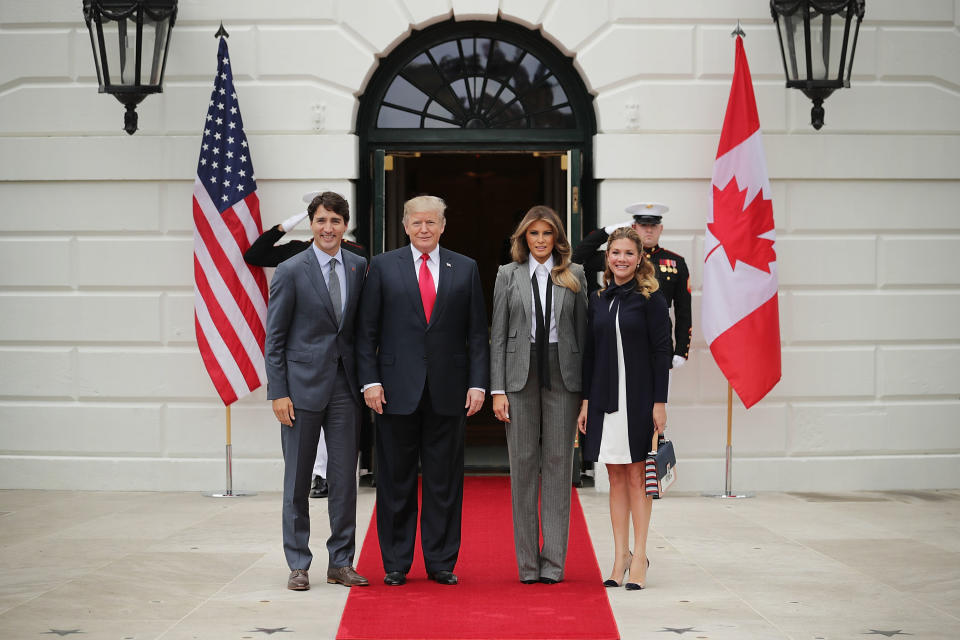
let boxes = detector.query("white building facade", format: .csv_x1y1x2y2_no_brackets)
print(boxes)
1,0,958,492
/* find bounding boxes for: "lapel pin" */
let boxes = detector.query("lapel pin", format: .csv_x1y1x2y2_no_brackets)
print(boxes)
446,262,452,267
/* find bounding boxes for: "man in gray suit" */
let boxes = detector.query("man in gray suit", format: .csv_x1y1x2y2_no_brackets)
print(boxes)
265,192,369,590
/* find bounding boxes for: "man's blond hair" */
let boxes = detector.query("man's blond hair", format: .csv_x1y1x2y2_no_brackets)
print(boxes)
402,195,447,225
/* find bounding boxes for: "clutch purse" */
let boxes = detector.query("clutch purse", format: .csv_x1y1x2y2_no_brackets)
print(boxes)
644,432,677,499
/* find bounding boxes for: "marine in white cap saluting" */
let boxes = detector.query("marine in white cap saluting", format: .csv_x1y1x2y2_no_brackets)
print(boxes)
571,202,691,369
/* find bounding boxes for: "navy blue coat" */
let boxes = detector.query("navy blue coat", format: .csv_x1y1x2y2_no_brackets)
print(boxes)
581,286,672,463
355,246,490,416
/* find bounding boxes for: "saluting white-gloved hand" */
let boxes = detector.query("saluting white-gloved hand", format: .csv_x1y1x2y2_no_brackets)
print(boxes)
280,210,308,232
672,355,687,369
604,219,633,234
283,190,324,231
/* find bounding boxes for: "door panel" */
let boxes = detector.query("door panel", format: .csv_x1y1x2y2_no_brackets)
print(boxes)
566,148,583,249
372,149,386,256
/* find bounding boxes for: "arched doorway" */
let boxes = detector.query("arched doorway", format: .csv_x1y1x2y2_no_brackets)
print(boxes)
356,19,596,470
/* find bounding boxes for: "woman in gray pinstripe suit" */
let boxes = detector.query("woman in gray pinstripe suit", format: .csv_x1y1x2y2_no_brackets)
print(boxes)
490,205,588,584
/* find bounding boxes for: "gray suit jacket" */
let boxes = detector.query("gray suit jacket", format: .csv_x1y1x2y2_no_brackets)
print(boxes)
490,260,588,393
265,247,367,412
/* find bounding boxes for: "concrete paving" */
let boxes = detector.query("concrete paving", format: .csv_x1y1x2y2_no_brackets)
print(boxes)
0,484,957,639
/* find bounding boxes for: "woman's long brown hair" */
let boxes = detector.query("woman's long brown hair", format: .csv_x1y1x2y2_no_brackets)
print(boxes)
509,205,581,293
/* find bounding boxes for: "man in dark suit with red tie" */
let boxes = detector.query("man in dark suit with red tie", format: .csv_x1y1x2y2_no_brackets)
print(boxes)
356,195,489,587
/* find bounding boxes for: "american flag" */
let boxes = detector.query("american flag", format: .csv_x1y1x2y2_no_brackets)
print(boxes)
193,37,268,405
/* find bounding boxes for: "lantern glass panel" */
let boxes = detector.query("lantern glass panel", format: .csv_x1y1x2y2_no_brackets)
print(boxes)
87,19,105,87
777,12,803,82
96,15,138,87
142,14,171,85
95,9,170,89
807,9,851,84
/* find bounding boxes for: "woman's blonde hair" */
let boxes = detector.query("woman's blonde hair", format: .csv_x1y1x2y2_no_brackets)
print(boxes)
602,227,659,298
509,205,580,293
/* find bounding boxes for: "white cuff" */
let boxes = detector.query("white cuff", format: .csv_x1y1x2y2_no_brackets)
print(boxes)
280,210,308,232
604,220,633,234
491,390,505,396
361,382,382,393
468,387,486,394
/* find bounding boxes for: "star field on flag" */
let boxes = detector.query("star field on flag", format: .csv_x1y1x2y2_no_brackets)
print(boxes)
196,43,256,212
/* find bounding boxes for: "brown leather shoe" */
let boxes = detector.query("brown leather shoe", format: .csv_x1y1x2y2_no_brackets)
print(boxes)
326,565,369,587
287,569,309,590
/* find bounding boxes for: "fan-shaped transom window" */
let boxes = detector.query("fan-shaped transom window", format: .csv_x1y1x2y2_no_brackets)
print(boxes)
377,36,575,129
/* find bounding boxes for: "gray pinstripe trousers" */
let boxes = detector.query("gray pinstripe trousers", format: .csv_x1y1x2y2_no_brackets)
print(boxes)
505,344,580,582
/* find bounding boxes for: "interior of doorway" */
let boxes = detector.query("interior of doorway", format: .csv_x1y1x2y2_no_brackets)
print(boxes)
384,151,568,471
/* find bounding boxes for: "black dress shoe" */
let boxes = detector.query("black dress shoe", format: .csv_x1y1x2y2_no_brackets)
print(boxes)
310,475,328,499
539,577,560,584
520,579,539,584
383,571,406,586
427,570,458,585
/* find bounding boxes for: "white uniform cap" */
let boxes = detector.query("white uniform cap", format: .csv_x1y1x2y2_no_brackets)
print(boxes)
625,201,669,223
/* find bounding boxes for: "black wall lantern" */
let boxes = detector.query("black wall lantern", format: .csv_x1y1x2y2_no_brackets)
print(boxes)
83,0,178,135
770,0,865,130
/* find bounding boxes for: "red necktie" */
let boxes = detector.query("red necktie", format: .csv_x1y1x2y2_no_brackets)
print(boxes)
419,253,436,323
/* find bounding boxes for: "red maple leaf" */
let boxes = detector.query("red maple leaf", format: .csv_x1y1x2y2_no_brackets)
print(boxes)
707,180,776,273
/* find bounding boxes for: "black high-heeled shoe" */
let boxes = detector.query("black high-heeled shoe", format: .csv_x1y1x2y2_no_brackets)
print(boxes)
624,557,649,591
602,551,633,587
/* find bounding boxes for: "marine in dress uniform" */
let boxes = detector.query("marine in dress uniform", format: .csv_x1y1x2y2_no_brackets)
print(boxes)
572,202,691,367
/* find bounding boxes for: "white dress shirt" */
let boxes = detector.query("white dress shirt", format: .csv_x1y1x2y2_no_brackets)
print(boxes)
529,255,558,343
312,243,346,317
410,243,440,292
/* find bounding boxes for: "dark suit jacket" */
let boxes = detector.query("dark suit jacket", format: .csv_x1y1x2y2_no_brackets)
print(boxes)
355,246,490,416
264,247,367,411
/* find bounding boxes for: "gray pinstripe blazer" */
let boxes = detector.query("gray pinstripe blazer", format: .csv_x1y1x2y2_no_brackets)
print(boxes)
489,260,588,393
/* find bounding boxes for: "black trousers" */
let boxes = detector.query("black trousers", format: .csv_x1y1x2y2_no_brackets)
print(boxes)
375,383,465,574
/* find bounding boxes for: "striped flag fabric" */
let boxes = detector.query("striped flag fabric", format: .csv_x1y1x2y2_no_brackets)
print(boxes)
702,35,781,408
193,37,268,405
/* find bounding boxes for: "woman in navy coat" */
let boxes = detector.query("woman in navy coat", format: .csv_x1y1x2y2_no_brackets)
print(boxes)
577,226,671,590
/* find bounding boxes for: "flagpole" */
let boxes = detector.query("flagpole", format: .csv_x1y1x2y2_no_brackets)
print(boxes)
722,383,751,497
225,405,233,494
204,404,256,498
718,20,753,498
705,383,752,499
198,22,256,499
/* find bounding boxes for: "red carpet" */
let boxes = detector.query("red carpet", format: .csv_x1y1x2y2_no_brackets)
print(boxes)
337,476,619,639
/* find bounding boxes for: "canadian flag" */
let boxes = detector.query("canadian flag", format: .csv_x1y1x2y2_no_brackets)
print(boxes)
703,35,781,409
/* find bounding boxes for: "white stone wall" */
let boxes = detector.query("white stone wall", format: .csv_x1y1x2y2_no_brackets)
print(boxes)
1,0,958,491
